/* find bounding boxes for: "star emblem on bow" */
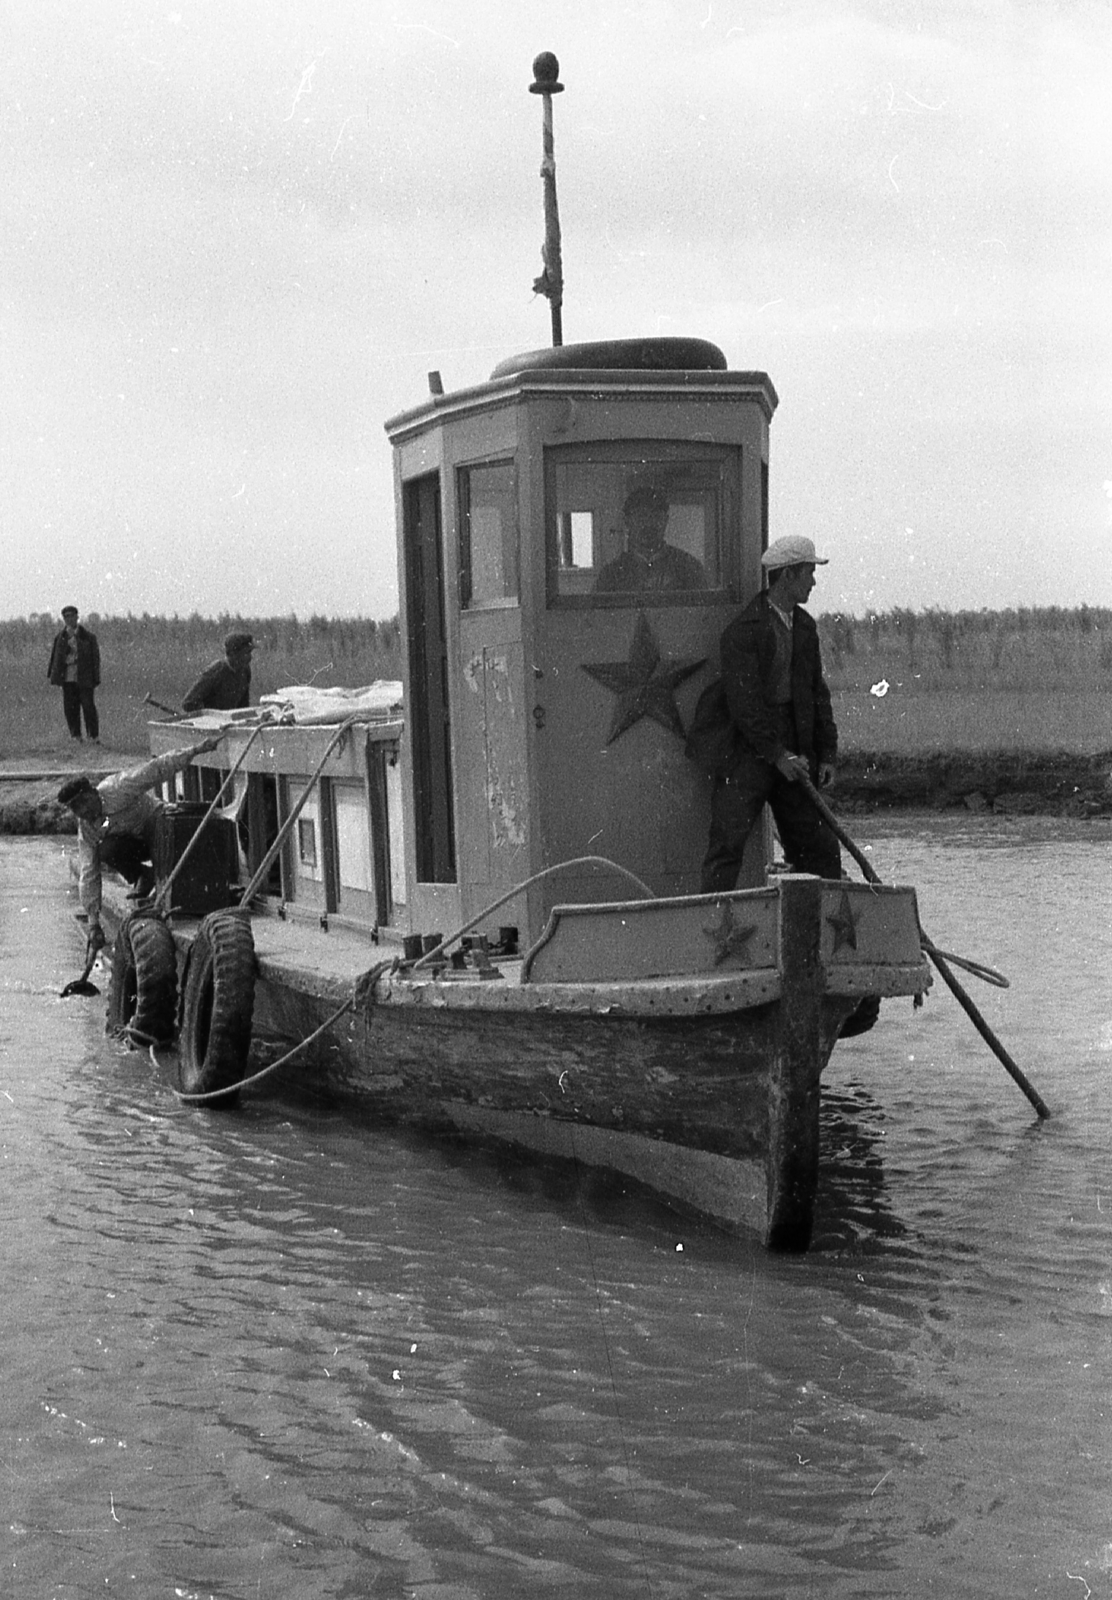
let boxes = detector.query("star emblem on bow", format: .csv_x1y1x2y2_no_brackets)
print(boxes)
825,889,859,953
581,612,705,745
703,900,758,967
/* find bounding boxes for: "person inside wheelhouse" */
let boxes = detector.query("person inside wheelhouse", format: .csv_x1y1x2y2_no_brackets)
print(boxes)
594,485,707,594
550,453,728,604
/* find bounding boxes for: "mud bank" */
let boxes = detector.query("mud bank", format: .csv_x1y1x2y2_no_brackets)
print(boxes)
2,748,1111,835
832,749,1112,817
0,778,77,836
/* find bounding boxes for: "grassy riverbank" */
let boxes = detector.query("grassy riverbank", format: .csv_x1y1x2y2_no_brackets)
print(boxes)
3,608,1110,829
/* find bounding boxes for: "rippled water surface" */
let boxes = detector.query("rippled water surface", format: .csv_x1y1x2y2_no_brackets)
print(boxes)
2,826,1111,1599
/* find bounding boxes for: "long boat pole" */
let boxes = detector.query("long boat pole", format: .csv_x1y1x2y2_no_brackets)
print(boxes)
799,774,1050,1119
529,52,565,347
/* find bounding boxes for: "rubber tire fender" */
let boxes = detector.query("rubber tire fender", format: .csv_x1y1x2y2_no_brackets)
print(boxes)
178,910,256,1108
105,912,178,1045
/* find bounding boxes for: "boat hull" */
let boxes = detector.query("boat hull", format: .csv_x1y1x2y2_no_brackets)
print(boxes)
92,872,929,1249
253,972,853,1243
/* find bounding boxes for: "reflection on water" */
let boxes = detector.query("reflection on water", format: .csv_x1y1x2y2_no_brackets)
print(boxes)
3,827,1112,1598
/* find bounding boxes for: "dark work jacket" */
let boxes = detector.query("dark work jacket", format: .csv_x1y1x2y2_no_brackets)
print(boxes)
47,625,100,688
719,592,837,769
182,658,251,713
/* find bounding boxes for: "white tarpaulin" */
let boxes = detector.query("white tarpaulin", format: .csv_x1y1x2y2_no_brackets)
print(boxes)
258,681,404,725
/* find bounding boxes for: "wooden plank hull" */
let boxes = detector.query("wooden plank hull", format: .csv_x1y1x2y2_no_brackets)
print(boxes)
95,872,930,1249
253,971,853,1244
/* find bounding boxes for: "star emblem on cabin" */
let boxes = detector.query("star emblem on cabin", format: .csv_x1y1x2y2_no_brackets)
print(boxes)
826,889,859,954
704,900,758,967
580,612,705,745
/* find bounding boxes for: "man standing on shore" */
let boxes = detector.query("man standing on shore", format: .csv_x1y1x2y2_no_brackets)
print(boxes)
57,737,222,956
47,607,101,743
699,535,841,892
182,632,254,713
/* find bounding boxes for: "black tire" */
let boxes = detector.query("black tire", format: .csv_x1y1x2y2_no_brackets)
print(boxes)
489,336,727,379
178,910,256,1108
839,994,882,1039
106,912,177,1045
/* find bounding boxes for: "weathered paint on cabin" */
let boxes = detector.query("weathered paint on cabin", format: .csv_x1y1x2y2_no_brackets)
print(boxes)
150,719,406,937
385,347,778,950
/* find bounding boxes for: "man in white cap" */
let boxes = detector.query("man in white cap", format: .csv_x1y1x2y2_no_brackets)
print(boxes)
699,534,841,891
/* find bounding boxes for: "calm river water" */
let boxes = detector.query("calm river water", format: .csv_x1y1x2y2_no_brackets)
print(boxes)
2,823,1111,1600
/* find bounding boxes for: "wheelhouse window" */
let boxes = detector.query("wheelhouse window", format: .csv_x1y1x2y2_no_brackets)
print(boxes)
459,459,519,608
546,442,739,606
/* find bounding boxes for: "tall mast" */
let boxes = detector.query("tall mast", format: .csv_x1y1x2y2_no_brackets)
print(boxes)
529,52,565,348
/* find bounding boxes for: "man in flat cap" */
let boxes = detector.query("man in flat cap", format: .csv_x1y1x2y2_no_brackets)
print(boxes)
58,736,222,958
698,534,841,892
47,606,101,742
182,632,255,714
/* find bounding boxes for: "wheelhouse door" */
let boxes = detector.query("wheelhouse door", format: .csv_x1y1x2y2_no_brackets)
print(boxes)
403,473,456,884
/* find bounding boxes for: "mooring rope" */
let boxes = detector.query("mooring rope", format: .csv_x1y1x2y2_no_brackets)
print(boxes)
926,947,1009,988
404,853,656,972
166,853,651,1104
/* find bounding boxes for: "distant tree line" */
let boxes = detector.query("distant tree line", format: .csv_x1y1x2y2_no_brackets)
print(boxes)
3,603,1109,705
816,605,1112,690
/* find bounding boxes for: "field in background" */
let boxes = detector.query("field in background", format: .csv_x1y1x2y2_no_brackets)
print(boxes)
833,690,1112,753
818,604,1112,693
820,605,1112,753
1,614,401,757
2,606,1110,759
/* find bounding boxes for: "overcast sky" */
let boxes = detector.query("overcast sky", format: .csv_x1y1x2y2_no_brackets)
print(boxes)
4,0,1110,621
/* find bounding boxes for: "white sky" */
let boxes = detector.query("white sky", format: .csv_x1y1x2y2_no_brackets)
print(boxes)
3,0,1110,620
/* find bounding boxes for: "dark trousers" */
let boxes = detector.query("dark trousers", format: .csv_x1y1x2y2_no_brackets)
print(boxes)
61,683,99,740
100,831,156,895
700,711,841,892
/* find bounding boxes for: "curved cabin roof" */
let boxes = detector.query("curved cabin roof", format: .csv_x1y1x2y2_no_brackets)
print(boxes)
384,336,778,442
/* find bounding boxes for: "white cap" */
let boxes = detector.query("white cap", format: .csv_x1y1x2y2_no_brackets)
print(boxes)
761,535,828,570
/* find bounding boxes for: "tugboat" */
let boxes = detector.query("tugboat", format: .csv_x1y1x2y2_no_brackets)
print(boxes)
102,55,932,1250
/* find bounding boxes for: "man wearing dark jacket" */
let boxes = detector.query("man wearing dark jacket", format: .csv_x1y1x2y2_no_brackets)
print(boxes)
47,606,101,742
700,535,841,892
182,632,254,713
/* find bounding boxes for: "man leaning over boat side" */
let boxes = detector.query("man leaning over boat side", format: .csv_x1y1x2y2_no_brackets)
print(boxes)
699,535,842,892
182,632,255,713
57,738,222,958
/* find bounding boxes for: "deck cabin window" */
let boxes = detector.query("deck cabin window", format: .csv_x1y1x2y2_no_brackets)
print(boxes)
333,781,374,896
295,793,324,883
546,442,739,606
298,817,317,868
385,753,406,912
246,773,283,896
459,459,519,608
198,767,224,804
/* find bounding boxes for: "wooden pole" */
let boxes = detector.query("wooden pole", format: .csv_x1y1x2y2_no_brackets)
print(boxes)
529,52,564,347
765,874,824,1251
798,774,1051,1120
